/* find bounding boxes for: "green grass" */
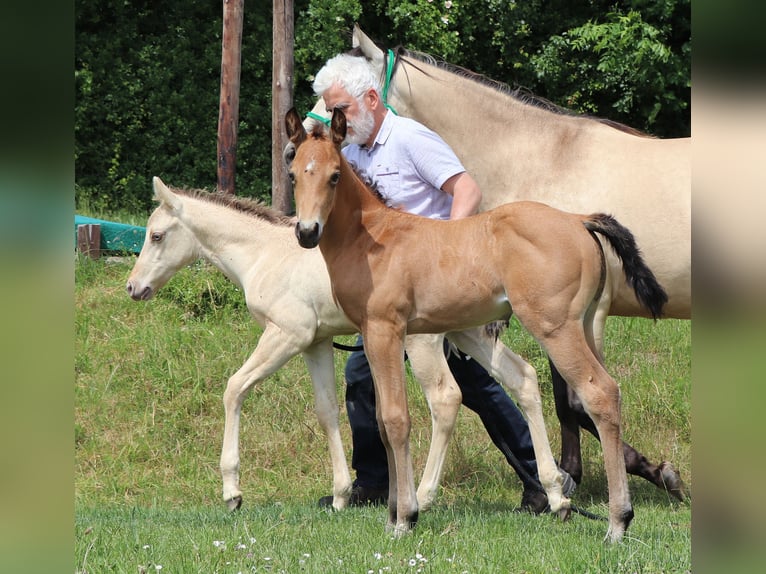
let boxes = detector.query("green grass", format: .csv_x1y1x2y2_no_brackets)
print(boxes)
75,254,691,573
76,502,690,573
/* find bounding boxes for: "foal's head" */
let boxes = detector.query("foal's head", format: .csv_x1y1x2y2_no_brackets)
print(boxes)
285,107,347,248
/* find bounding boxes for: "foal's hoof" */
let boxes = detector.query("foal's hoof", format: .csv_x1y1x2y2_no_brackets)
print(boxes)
225,496,243,512
660,461,686,501
556,505,572,522
385,512,419,537
386,522,415,538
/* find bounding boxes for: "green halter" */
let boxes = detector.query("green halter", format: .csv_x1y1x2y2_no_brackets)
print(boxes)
382,49,399,115
305,49,399,126
305,111,331,127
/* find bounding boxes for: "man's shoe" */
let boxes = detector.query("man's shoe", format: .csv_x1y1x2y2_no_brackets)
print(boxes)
318,484,388,508
518,487,549,514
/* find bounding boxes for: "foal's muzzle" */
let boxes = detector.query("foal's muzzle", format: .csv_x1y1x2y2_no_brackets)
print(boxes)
126,281,153,301
295,221,320,249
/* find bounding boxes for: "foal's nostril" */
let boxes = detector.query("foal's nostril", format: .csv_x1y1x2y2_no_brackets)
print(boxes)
295,222,320,249
126,282,133,296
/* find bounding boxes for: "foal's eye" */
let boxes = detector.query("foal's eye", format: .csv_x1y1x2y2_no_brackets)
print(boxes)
151,231,165,243
330,171,340,185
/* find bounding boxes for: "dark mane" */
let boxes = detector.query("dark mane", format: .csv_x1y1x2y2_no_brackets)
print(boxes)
347,162,390,207
170,186,294,226
395,47,652,138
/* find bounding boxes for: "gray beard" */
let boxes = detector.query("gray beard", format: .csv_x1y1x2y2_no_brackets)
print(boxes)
346,105,375,146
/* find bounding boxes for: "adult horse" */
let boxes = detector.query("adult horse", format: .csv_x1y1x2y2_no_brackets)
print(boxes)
126,177,561,514
286,107,668,541
303,25,689,499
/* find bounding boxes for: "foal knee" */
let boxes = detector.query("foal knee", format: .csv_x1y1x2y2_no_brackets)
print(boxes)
379,412,411,444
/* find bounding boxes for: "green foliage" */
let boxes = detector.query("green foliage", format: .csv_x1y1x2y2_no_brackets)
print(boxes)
382,0,462,60
531,8,690,136
75,0,690,210
294,0,362,89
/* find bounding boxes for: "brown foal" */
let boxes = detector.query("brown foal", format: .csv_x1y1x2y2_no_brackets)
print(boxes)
285,107,667,542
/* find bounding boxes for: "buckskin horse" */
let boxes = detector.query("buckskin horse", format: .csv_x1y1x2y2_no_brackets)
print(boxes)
300,25,688,500
286,107,668,542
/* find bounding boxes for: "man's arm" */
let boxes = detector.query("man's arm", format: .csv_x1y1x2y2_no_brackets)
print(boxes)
442,172,482,219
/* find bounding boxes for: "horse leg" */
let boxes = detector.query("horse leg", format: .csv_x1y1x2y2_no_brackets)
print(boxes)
221,323,316,510
301,340,354,509
554,353,685,499
550,358,584,484
447,328,570,518
534,323,632,542
566,394,685,500
364,321,418,535
404,333,462,511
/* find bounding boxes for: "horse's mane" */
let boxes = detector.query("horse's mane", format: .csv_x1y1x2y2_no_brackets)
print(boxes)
170,186,295,226
347,163,391,208
395,47,652,138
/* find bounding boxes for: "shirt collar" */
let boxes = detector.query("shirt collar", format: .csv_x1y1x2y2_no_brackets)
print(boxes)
364,111,394,151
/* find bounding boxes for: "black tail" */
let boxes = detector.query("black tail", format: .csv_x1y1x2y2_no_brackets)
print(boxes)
583,214,668,319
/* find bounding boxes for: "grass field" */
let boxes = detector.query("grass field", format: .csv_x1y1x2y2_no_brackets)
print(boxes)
75,251,691,573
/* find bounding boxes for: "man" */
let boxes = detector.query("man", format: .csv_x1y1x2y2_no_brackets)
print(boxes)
311,53,574,512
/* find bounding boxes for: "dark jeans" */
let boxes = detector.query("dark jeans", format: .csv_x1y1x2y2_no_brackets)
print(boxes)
344,335,539,491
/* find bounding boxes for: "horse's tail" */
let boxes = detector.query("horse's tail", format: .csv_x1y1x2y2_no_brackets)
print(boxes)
583,213,668,319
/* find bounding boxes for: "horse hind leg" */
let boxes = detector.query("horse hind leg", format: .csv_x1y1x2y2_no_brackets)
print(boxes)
537,325,633,542
552,355,686,500
622,448,686,501
446,328,570,519
405,333,462,511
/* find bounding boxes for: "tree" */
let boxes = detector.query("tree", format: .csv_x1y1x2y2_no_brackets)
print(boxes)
75,0,690,211
531,8,690,136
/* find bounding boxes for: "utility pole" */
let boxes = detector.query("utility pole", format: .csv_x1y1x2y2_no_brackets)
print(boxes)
271,0,294,213
217,0,244,194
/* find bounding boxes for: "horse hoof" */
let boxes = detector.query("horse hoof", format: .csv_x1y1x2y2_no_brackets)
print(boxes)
660,461,686,501
391,523,415,537
556,505,572,522
226,496,243,511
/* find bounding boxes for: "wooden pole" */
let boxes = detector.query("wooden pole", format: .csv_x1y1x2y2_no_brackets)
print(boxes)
217,0,244,195
271,0,294,213
76,224,101,259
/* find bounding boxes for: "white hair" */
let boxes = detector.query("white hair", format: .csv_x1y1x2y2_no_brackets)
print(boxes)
312,53,381,99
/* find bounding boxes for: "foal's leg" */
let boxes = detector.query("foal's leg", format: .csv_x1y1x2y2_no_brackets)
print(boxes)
221,323,324,510
364,321,419,535
447,328,570,517
537,323,633,542
301,340,353,509
557,369,685,500
404,333,462,511
554,301,686,500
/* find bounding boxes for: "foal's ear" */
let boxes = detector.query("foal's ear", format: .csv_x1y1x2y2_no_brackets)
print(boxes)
330,108,347,147
285,108,307,146
153,176,182,211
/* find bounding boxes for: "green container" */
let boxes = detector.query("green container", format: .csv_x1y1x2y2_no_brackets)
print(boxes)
74,215,145,253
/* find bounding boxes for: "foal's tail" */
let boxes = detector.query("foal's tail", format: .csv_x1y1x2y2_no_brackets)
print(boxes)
584,214,668,319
